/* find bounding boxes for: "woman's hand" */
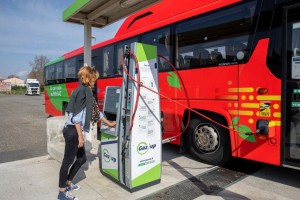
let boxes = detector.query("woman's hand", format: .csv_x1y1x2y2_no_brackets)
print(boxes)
102,118,116,127
78,134,85,148
110,121,116,127
75,123,85,148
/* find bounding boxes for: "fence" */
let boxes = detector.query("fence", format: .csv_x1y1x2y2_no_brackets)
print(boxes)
0,82,11,94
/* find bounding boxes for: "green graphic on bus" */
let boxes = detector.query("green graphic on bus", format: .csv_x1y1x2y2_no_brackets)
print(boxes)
46,84,69,111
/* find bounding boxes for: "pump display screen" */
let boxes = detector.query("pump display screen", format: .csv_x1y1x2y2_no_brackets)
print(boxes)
104,87,121,115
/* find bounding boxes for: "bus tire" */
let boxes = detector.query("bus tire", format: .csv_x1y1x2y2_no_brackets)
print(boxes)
186,116,231,165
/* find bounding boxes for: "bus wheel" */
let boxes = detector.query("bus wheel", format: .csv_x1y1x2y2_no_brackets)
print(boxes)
186,117,231,165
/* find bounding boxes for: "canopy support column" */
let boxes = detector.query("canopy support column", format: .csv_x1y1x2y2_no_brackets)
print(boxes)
84,21,93,150
84,21,92,67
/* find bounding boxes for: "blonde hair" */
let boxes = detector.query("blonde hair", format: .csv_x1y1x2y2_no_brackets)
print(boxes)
78,66,99,86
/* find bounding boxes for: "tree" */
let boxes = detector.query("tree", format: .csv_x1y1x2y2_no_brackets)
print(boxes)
7,75,20,79
28,55,50,86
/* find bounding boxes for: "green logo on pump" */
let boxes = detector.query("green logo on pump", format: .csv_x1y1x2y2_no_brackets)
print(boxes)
103,148,110,162
137,142,156,155
103,148,116,163
137,142,149,155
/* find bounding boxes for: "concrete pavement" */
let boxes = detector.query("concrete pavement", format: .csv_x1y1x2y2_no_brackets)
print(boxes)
0,140,215,200
1,115,299,200
0,113,218,200
1,141,300,199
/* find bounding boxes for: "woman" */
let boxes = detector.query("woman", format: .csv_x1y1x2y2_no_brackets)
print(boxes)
58,66,115,200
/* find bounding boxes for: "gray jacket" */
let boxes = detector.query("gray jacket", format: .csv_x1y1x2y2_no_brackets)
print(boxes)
66,84,93,132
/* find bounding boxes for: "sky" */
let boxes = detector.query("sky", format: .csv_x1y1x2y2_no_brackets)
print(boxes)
0,0,123,80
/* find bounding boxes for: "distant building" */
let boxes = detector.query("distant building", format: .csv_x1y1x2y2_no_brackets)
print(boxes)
0,76,4,82
3,77,25,86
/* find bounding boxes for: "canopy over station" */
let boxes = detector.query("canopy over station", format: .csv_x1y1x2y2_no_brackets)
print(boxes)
63,0,161,66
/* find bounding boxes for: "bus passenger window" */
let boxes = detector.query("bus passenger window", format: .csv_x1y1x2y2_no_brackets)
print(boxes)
45,65,54,85
65,58,77,82
103,45,114,77
92,56,97,69
45,65,56,85
176,1,256,68
116,47,124,76
226,42,246,62
141,27,172,72
116,38,138,76
178,54,184,68
50,67,55,81
56,62,64,83
195,49,211,66
211,49,223,64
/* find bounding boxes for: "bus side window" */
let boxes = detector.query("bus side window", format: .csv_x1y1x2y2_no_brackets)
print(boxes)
56,62,64,83
103,52,108,77
65,58,77,82
195,49,211,66
50,66,55,84
116,47,123,76
45,65,56,85
141,27,172,72
158,46,171,71
211,49,223,64
45,66,53,85
183,55,194,68
116,38,138,76
176,1,256,68
178,54,184,68
226,42,246,62
103,45,114,77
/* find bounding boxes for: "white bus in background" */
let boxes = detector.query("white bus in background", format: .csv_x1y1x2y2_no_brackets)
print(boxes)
25,79,40,95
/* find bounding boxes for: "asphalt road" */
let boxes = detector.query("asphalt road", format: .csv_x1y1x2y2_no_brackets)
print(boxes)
0,94,48,163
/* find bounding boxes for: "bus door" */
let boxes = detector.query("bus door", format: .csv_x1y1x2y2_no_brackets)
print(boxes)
283,3,300,167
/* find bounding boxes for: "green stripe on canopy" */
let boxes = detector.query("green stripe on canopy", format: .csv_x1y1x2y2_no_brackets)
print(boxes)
63,0,91,21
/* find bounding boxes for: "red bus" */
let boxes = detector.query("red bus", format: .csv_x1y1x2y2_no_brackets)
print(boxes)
45,0,300,169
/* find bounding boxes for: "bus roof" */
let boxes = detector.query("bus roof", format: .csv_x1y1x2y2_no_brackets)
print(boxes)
92,0,240,49
115,0,240,37
48,0,240,64
63,0,161,28
63,46,84,59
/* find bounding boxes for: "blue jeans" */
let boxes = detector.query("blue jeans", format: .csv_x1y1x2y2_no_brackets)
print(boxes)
59,125,87,188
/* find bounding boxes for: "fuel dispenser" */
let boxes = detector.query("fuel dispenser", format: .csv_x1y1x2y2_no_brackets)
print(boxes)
100,43,161,192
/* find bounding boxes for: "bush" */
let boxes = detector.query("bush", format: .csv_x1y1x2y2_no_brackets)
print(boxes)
0,85,44,95
40,85,44,92
11,86,26,95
